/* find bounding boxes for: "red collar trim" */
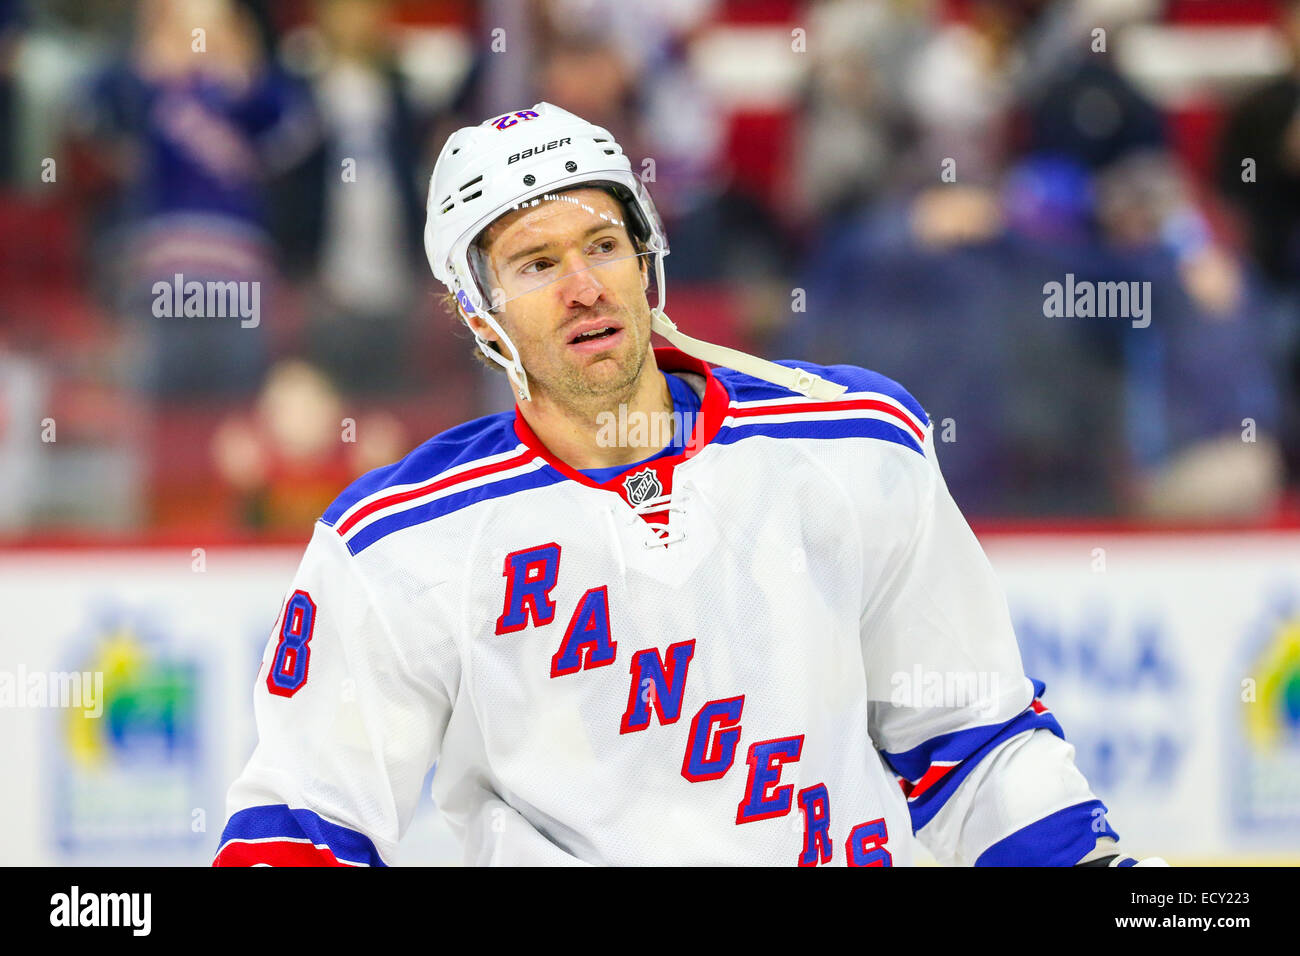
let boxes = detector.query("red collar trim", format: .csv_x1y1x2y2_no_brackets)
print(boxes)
511,347,730,493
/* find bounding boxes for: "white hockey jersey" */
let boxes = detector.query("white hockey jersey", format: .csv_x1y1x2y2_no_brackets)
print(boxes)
215,348,1120,866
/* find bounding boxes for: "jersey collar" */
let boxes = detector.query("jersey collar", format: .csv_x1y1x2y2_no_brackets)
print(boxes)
511,346,730,493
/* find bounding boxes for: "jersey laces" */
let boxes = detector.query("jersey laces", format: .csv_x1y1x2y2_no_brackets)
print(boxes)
629,491,688,548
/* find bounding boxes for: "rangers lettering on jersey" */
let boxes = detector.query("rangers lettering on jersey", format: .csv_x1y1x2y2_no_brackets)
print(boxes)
214,350,1121,866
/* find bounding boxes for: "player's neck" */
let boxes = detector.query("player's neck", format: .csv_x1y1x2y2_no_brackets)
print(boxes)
517,357,674,471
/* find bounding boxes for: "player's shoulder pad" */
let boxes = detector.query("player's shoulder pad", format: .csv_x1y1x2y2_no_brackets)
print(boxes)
321,410,519,528
712,359,931,429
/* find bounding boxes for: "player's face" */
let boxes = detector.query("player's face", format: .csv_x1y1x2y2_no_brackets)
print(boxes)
473,187,653,403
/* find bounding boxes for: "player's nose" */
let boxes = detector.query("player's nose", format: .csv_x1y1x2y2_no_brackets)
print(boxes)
558,258,606,310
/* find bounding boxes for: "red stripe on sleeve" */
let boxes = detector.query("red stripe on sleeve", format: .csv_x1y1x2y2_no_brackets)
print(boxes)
213,840,350,867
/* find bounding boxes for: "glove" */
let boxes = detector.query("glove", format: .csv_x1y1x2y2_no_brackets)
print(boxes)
1075,837,1169,866
1076,853,1170,866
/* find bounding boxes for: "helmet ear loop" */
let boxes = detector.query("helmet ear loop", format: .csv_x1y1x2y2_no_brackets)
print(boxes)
481,302,533,403
455,293,533,402
650,241,669,317
458,305,496,352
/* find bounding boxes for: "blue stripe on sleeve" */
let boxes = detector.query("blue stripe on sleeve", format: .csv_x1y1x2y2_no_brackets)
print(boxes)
218,804,388,867
975,799,1120,866
883,707,1066,831
881,680,1062,832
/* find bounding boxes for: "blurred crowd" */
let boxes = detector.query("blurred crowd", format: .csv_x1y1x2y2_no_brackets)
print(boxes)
0,0,1298,535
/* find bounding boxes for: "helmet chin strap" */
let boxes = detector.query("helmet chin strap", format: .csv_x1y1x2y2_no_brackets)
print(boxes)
640,242,844,401
649,309,846,401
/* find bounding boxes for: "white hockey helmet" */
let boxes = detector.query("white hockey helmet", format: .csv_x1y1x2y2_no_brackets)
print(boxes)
425,103,663,401
424,102,845,403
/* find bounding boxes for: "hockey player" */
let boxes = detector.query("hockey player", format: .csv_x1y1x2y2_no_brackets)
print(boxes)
215,103,1162,866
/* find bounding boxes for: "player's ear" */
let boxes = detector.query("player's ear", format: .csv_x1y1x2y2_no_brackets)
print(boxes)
461,308,493,342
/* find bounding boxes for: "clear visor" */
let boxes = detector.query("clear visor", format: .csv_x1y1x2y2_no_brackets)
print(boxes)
465,188,663,316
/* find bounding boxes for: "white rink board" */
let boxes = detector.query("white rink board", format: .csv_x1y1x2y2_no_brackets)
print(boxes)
0,546,456,868
0,533,1297,866
982,532,1300,865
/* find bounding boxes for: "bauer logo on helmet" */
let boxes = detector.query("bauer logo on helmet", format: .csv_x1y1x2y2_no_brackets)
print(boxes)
508,138,572,165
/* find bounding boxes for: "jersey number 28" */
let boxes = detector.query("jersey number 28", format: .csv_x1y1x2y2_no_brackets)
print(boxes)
267,590,317,698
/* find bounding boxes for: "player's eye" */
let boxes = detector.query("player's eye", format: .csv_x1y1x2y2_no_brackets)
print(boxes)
520,259,552,275
592,238,617,255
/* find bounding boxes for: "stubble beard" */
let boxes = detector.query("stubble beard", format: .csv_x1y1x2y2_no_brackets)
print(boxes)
527,302,652,413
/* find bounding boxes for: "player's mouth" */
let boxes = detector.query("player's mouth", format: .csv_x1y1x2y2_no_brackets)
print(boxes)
565,320,624,354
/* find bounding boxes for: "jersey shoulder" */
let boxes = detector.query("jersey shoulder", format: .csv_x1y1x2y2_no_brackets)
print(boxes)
711,359,931,460
713,359,930,428
320,410,534,552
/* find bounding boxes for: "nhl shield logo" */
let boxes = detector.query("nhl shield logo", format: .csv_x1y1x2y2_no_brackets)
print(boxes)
622,468,662,506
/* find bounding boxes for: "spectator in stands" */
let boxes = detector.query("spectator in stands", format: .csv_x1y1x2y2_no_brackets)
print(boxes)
900,0,1036,187
1217,0,1300,289
73,0,314,398
271,0,431,395
777,157,1121,518
211,358,405,531
779,143,1283,521
0,0,23,186
793,0,930,228
1216,0,1300,485
1087,151,1284,520
1022,19,1166,171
